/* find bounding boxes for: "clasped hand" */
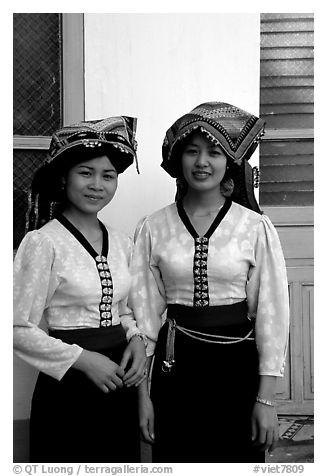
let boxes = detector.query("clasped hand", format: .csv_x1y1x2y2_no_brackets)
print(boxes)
74,337,146,393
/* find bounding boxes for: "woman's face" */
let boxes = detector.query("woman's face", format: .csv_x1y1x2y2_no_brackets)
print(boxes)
181,132,227,193
63,155,118,216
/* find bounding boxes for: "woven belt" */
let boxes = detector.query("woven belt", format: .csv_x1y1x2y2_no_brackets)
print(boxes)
162,318,254,373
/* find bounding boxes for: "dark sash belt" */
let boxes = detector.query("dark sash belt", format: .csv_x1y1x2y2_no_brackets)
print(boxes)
49,324,126,353
162,301,254,372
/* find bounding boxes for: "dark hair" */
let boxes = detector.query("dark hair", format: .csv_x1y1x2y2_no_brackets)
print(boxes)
27,147,117,230
56,145,117,177
170,129,236,177
32,145,118,201
174,131,237,201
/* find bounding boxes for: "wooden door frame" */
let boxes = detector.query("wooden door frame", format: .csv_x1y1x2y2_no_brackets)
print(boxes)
264,206,314,415
62,13,85,126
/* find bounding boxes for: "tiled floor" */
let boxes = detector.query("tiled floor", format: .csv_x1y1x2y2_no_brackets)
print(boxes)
267,416,314,463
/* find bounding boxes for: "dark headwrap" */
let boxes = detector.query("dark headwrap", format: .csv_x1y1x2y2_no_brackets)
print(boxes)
26,116,138,232
161,102,264,213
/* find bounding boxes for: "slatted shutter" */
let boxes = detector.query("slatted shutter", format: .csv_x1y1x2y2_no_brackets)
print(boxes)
259,13,314,206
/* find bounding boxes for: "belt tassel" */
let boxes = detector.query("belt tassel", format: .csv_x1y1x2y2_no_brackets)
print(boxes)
161,318,176,373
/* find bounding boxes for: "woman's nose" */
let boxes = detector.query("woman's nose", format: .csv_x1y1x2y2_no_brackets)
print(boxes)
195,151,208,166
89,175,104,189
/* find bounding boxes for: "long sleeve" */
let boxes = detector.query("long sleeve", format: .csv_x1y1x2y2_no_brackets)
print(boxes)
246,215,289,377
129,217,167,356
13,231,83,380
119,235,144,340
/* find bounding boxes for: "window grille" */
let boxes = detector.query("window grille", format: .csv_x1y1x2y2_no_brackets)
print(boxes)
13,13,62,135
13,150,48,249
13,13,62,247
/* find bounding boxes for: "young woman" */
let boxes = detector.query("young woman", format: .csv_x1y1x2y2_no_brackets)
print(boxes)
13,117,147,463
129,102,289,463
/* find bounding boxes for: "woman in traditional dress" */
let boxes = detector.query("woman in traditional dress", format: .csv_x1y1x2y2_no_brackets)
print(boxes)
129,102,289,463
13,117,147,463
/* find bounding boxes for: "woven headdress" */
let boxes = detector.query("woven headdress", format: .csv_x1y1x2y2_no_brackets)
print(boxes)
26,116,138,232
161,102,265,213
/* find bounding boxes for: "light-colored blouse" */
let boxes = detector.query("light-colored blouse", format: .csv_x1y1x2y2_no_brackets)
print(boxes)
13,218,140,380
129,200,289,377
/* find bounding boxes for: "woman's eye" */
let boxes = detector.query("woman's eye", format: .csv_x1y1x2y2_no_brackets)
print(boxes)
80,170,91,176
104,174,116,180
185,148,197,155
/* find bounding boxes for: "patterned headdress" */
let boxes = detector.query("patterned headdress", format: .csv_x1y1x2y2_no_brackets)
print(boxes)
26,116,138,232
161,102,265,213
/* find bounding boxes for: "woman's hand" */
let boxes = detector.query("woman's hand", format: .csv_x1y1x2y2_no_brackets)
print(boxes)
138,386,155,444
251,402,279,453
72,349,124,393
120,336,147,387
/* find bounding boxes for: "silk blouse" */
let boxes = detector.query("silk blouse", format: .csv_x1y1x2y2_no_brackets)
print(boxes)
129,200,289,377
13,217,140,380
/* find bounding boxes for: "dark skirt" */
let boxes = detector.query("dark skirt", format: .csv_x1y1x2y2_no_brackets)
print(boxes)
150,301,265,463
29,325,140,463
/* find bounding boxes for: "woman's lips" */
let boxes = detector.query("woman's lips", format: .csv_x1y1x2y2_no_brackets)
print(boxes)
192,171,211,179
85,195,103,201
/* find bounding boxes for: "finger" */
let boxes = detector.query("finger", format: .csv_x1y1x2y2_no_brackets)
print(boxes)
268,427,280,454
115,366,125,378
106,381,117,391
134,374,147,387
254,426,267,447
120,350,131,371
140,426,152,444
268,439,277,454
251,417,258,443
123,365,137,381
125,374,141,387
126,373,146,388
111,375,124,388
148,413,155,442
99,384,110,394
140,422,154,444
124,359,144,381
123,356,146,380
265,428,274,452
125,368,147,387
124,363,146,383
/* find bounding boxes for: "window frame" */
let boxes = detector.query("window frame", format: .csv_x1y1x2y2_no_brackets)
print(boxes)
13,13,85,152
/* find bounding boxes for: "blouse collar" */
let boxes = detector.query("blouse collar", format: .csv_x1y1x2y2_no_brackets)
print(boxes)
56,214,109,260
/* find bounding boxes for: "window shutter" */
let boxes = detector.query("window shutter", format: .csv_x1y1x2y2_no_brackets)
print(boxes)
259,13,314,206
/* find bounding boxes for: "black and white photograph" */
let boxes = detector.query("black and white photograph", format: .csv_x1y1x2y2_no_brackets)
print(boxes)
9,5,316,473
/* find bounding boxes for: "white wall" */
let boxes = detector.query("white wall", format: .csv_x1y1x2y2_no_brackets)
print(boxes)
84,13,261,235
14,13,261,420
